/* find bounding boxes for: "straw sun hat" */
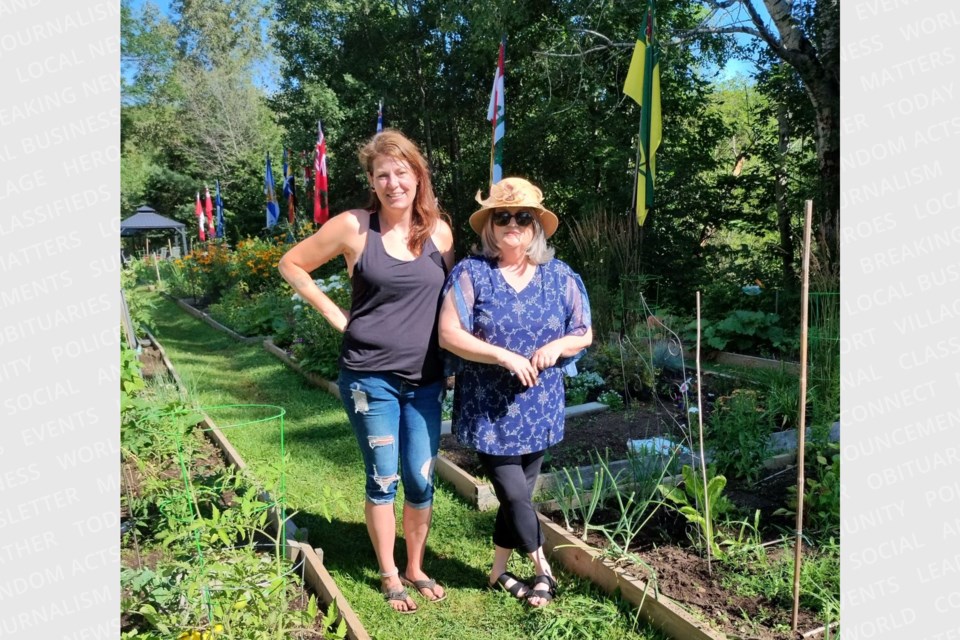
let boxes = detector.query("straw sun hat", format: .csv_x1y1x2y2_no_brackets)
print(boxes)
468,177,559,238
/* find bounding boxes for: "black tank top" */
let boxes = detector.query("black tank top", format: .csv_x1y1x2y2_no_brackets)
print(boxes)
339,213,447,383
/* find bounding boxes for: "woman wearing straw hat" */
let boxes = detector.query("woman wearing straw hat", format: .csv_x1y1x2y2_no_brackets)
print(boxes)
279,129,453,613
439,177,592,607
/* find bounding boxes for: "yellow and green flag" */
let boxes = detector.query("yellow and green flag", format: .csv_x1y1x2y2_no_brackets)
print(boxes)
623,0,661,226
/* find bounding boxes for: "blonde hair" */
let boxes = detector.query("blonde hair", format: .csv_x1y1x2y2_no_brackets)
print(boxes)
476,213,555,265
357,128,447,255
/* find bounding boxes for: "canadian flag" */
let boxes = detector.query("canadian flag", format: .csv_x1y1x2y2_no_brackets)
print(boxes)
195,191,205,241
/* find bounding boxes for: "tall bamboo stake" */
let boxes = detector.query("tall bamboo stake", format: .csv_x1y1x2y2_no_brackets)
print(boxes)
791,199,814,631
695,291,712,574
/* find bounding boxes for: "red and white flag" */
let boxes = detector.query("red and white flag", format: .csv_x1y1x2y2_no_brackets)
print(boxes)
195,191,206,241
314,121,330,225
204,184,215,238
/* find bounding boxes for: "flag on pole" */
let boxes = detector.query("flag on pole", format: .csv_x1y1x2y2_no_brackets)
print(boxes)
264,153,280,229
204,184,215,238
282,148,297,225
314,120,330,225
195,191,206,241
623,0,662,227
376,99,384,132
301,150,313,183
215,179,225,239
487,37,506,186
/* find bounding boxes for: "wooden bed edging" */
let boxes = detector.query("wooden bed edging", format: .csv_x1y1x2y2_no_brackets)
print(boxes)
166,294,263,344
436,442,639,512
262,338,341,399
436,402,611,510
145,331,369,640
713,351,800,374
538,514,726,640
291,541,372,640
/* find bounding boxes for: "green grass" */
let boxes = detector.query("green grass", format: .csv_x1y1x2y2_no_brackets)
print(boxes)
719,538,840,624
143,292,668,640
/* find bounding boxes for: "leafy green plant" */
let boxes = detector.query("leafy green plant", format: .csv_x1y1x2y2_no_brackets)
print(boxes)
776,442,840,539
593,447,678,557
564,370,605,406
285,273,351,379
707,389,772,483
121,345,147,399
685,310,797,358
596,389,624,410
658,464,734,558
583,338,656,404
208,286,293,337
554,451,620,541
122,271,157,335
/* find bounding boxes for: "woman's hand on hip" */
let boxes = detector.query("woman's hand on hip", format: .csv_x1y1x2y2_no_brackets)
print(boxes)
497,350,539,387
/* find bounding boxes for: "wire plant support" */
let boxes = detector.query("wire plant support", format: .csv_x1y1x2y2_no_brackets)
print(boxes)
201,404,289,548
170,403,290,625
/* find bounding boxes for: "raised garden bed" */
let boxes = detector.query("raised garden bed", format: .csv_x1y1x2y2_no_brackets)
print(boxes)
434,405,839,639
128,335,368,640
166,294,263,344
263,337,342,399
538,469,837,640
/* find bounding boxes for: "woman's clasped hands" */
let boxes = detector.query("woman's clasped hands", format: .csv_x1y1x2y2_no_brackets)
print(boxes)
497,341,564,388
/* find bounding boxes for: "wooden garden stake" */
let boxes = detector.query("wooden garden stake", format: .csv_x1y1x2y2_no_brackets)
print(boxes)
154,254,162,285
792,199,814,631
695,291,712,574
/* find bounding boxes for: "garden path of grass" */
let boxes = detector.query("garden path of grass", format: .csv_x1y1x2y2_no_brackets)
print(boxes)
145,293,668,640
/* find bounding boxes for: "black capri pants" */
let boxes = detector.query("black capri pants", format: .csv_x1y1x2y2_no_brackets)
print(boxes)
477,450,546,554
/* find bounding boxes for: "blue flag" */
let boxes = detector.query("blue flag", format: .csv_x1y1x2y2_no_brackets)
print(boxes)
377,100,384,132
215,179,225,238
265,153,280,228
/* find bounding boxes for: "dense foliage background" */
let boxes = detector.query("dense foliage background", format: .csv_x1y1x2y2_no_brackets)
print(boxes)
121,0,839,348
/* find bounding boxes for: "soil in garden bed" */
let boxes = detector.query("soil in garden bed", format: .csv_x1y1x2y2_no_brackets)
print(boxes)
137,341,168,379
544,471,825,640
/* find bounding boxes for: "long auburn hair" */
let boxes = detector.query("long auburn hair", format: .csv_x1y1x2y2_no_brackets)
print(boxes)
357,129,447,255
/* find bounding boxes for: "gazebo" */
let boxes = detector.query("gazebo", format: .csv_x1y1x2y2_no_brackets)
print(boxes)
120,205,189,256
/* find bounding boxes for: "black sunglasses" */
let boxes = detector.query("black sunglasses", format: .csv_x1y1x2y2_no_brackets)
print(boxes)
492,210,535,227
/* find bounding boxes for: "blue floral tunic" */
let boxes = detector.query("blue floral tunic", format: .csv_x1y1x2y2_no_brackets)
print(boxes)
442,256,592,455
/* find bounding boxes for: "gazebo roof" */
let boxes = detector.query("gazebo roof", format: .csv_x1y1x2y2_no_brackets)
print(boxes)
120,206,185,235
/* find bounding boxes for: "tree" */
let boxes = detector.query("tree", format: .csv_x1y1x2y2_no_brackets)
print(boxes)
550,0,839,271
693,0,839,271
121,0,283,240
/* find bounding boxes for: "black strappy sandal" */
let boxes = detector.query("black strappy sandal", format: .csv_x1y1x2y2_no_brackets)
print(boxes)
526,574,557,607
488,571,530,601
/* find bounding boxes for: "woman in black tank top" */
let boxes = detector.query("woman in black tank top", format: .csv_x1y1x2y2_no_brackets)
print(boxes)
279,130,454,613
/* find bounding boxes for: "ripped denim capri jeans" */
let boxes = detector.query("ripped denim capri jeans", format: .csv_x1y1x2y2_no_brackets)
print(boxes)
338,369,443,509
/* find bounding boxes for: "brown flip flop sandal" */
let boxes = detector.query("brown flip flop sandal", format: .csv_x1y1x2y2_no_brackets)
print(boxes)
399,572,447,603
382,587,418,614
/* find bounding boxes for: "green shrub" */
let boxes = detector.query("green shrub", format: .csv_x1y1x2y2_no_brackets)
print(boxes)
684,310,798,359
564,370,605,405
208,286,293,337
707,389,772,484
777,442,840,539
596,389,624,410
582,340,655,404
288,273,351,380
121,271,156,338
